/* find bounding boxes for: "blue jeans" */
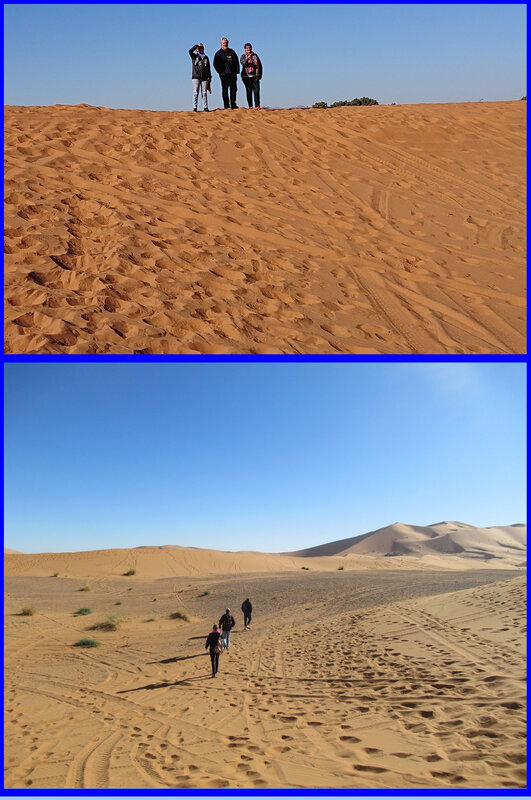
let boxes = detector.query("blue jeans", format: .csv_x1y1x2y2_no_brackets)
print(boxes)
221,629,231,648
192,79,209,110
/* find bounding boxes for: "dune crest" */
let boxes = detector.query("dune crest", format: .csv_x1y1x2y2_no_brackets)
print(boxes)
4,101,525,354
286,521,525,567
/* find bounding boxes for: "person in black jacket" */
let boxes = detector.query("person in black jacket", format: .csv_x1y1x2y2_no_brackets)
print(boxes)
189,43,212,112
205,623,222,677
241,598,252,629
213,38,239,109
218,608,235,649
240,44,263,109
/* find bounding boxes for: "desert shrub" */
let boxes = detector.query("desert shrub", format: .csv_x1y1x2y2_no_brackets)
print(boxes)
92,614,124,631
115,601,122,605
301,566,310,570
52,572,59,577
75,638,100,647
199,590,211,596
315,97,378,109
21,607,35,616
74,607,92,616
337,566,345,570
170,610,190,622
127,587,133,591
79,585,91,592
124,569,136,576
145,618,156,623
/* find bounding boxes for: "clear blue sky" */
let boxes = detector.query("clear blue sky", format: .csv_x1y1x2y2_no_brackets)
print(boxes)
3,4,526,110
4,363,526,554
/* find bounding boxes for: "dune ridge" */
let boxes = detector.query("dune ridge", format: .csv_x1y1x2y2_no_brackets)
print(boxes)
4,101,525,354
4,519,525,579
286,521,526,568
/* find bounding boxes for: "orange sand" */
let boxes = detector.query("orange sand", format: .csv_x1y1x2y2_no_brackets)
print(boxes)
4,101,526,354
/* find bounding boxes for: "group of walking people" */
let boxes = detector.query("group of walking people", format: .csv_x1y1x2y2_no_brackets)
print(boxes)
189,38,263,112
205,598,252,677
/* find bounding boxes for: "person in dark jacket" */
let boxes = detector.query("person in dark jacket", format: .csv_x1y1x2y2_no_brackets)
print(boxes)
213,37,239,109
241,598,252,629
189,43,212,112
240,44,263,109
205,623,222,677
218,608,235,649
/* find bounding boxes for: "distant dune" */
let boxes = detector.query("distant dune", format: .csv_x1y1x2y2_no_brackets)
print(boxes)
4,101,525,354
4,521,525,577
286,521,526,568
4,548,22,555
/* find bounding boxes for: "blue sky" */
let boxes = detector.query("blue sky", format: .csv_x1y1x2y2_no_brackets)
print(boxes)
4,363,526,554
4,4,526,110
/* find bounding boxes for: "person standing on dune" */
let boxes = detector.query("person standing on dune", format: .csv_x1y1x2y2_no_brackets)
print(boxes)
188,43,212,112
213,37,239,109
240,44,263,109
241,597,252,628
218,608,235,649
205,623,222,677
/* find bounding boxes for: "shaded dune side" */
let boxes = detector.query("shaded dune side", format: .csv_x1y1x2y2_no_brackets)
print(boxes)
4,101,526,355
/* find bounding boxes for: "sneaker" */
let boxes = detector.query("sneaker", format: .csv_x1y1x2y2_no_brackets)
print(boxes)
204,109,210,112
248,107,253,110
255,106,262,110
193,108,197,112
231,105,238,110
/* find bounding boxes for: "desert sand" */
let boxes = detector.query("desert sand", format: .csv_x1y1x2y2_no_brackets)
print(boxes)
4,100,526,354
4,535,526,789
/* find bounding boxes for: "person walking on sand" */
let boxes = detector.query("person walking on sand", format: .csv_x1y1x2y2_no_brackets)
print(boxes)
213,37,239,109
241,597,252,629
189,43,212,112
240,44,263,109
218,608,235,649
205,623,222,677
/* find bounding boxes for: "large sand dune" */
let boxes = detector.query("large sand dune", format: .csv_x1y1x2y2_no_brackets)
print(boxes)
288,521,526,568
4,101,525,354
4,568,525,788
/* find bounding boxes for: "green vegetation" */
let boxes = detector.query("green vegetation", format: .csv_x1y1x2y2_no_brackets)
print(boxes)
79,585,91,592
74,607,92,616
115,601,122,605
199,590,211,596
124,569,136,576
170,610,190,622
52,572,59,577
91,614,124,631
21,607,35,616
312,97,378,109
74,638,100,648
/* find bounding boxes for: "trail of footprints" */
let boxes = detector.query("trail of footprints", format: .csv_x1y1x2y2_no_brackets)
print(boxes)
5,104,525,354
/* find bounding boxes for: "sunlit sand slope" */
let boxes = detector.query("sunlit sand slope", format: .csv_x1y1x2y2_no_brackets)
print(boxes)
4,570,524,788
4,101,525,354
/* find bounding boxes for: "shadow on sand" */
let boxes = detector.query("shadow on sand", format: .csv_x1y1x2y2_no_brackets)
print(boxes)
117,673,211,692
148,653,207,665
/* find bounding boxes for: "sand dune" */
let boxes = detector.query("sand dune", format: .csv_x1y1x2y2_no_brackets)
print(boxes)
288,521,526,568
4,101,525,354
4,519,525,580
4,568,525,788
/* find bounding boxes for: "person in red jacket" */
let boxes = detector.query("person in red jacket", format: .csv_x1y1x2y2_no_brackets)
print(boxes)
240,43,263,109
